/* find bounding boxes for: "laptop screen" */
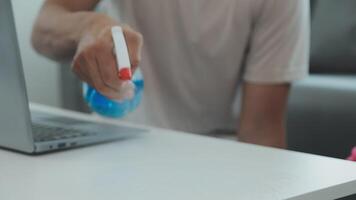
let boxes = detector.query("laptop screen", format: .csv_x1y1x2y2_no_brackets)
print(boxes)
0,0,34,152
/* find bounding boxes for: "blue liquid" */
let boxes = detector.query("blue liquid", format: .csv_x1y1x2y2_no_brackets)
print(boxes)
83,78,144,118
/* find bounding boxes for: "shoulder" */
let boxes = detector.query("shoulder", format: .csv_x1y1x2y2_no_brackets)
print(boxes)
251,0,309,23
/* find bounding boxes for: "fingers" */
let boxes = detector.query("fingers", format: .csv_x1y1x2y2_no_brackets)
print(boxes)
72,58,93,86
95,42,122,91
72,48,123,100
122,25,143,73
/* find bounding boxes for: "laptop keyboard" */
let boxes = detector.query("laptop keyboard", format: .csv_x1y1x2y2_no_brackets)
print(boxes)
32,123,97,142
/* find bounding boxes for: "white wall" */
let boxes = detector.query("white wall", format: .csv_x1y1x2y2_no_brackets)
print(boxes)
12,0,62,107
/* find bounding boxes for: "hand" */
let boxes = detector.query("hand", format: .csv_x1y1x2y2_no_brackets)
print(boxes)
72,14,143,100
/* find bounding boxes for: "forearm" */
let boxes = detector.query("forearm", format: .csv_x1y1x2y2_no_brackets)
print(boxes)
31,5,109,61
237,121,287,148
237,83,290,149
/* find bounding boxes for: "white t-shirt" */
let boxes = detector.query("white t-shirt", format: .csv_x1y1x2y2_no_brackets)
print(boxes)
103,0,310,134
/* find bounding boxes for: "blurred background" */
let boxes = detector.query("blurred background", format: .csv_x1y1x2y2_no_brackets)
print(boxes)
12,0,356,159
12,0,60,107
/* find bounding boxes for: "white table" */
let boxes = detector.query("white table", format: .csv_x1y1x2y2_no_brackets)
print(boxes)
0,104,355,200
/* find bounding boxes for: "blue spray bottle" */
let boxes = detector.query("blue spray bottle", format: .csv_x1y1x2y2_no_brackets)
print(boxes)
83,26,143,118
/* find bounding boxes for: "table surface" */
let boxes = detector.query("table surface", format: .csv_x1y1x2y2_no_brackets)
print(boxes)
0,104,355,200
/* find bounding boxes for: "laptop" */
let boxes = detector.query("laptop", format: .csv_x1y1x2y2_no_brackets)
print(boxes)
0,0,145,154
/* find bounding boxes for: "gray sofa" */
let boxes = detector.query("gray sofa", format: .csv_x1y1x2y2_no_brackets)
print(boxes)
287,0,356,159
288,76,356,159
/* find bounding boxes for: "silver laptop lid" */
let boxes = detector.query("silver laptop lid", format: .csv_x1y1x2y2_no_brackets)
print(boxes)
0,0,34,153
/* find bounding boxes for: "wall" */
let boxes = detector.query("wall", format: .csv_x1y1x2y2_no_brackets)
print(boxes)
12,0,62,107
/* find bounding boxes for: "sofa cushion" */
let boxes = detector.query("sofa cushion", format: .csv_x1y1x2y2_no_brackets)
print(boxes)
311,0,356,74
288,75,356,158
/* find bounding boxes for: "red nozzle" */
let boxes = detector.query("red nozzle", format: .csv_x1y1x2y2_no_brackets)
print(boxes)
118,68,132,80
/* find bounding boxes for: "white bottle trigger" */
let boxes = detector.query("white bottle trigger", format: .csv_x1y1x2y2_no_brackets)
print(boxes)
111,26,134,100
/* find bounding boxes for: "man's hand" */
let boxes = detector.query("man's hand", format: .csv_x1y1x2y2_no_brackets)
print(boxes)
32,0,143,100
237,83,290,148
72,15,143,100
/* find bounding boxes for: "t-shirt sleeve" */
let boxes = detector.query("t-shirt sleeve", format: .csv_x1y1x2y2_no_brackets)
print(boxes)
243,0,310,83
